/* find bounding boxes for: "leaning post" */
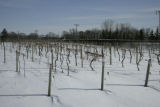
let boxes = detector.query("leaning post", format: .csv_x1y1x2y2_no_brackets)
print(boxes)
144,59,151,87
101,48,105,90
48,64,52,96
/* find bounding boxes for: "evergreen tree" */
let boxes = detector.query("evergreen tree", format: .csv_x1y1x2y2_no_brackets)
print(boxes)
139,29,144,40
1,28,8,41
155,27,160,39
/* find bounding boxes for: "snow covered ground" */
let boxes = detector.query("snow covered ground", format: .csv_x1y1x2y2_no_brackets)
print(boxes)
0,42,160,107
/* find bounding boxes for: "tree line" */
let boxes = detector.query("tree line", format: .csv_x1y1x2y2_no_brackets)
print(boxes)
62,19,160,40
0,29,59,41
0,19,160,41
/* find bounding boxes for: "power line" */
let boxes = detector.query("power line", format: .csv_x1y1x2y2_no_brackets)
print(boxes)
74,24,80,39
74,24,79,33
156,10,160,33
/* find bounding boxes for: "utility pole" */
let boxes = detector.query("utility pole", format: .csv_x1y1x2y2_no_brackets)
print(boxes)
156,10,160,34
74,24,79,39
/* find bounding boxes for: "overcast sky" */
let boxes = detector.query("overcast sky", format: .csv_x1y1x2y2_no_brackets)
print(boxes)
0,0,160,35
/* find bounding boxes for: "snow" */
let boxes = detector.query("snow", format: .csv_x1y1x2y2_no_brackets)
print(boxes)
0,42,160,107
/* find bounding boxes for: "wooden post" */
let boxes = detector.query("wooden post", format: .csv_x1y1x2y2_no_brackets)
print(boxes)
109,47,112,65
87,47,89,60
48,64,52,96
16,51,18,72
80,46,83,68
136,47,138,63
18,42,21,52
129,49,132,64
75,48,77,66
54,52,58,72
23,54,25,77
51,49,53,68
101,48,105,90
67,61,70,76
121,49,126,68
26,47,28,59
39,46,41,56
144,59,151,87
117,48,120,61
4,43,6,63
32,45,33,61
148,49,151,59
19,59,20,72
